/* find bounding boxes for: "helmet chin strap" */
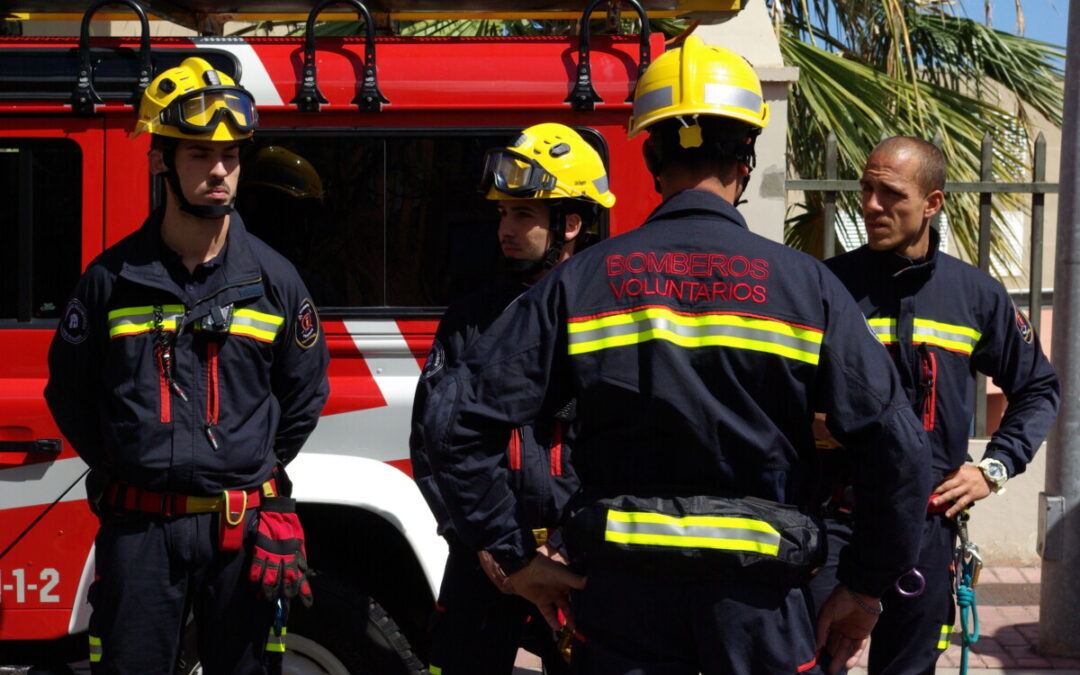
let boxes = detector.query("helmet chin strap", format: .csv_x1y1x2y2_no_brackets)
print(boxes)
161,144,234,219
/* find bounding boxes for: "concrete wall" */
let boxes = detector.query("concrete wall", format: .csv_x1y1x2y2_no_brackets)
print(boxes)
695,2,797,244
967,439,1046,565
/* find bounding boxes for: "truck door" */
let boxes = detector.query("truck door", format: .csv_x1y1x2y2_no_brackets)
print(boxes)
0,118,104,641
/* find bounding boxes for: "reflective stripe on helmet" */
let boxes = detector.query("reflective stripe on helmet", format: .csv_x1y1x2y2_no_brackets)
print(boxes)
704,83,764,116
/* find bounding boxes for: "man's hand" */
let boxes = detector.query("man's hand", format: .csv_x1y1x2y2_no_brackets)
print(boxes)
816,585,881,675
537,542,567,565
507,555,587,631
477,550,515,595
932,464,992,518
813,412,843,449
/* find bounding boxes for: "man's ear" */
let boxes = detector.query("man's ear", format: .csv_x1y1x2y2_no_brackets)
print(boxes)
149,148,168,176
563,213,583,243
924,189,945,219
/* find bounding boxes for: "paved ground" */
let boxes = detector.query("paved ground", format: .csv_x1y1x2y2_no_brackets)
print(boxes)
514,566,1080,673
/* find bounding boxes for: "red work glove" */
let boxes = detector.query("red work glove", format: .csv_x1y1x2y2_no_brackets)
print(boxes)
249,497,313,607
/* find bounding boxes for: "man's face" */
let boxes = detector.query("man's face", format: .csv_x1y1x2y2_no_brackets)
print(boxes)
497,199,552,263
168,139,242,208
860,150,942,258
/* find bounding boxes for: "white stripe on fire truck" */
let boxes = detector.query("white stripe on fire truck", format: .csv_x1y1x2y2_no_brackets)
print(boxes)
190,38,285,106
301,320,422,463
0,456,88,511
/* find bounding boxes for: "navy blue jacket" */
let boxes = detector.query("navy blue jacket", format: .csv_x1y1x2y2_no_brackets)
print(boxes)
410,279,579,538
826,229,1059,484
45,209,330,497
424,190,931,596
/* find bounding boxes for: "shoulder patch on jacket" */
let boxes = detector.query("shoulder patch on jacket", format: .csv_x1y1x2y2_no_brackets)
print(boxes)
1013,303,1034,344
421,340,445,381
295,298,320,349
59,298,90,344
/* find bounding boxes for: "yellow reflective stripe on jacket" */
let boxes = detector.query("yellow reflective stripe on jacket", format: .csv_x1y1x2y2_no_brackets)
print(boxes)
231,308,285,343
107,305,185,338
567,306,823,365
913,318,981,355
604,509,781,556
429,666,444,675
937,624,951,650
89,634,103,662
868,317,897,344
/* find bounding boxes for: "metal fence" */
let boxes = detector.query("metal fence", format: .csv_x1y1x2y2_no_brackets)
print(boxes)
786,131,1060,436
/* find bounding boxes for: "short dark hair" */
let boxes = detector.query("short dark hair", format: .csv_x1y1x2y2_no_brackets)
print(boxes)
871,136,946,195
646,116,756,177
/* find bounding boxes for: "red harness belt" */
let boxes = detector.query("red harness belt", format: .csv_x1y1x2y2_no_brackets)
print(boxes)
102,480,277,551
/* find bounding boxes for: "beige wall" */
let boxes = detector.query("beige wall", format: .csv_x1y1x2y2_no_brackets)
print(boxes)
696,2,796,244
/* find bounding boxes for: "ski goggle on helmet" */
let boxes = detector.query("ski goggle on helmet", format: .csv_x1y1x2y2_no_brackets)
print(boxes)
479,123,616,209
132,57,257,142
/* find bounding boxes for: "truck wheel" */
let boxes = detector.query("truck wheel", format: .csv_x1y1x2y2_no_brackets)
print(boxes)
286,570,427,675
175,571,426,675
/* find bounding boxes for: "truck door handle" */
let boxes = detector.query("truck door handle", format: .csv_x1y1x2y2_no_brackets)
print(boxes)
0,439,63,455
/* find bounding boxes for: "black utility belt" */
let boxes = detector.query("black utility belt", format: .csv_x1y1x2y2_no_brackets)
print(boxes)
565,494,826,586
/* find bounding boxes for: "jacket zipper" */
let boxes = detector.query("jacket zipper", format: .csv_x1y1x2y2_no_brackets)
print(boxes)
550,422,563,477
919,345,937,431
205,342,221,450
153,304,188,423
508,428,523,470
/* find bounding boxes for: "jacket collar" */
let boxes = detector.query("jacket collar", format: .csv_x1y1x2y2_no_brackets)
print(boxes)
644,189,749,231
119,209,263,311
865,225,941,282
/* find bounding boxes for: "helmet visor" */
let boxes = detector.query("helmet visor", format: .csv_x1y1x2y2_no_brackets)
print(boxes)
479,149,558,197
162,87,258,135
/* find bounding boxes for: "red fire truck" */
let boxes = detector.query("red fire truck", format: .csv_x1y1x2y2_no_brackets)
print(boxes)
0,1,737,672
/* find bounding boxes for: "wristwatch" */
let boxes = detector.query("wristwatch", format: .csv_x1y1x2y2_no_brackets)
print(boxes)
977,457,1009,494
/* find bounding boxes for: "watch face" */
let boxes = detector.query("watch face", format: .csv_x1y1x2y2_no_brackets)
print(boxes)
987,464,1005,480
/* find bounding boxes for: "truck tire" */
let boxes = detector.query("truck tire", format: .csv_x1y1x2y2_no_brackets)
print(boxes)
288,570,427,675
175,571,426,675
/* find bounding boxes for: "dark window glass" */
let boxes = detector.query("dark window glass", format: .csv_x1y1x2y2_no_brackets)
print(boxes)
233,129,607,312
0,139,82,323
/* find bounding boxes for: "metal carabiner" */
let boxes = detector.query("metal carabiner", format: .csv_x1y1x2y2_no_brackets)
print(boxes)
895,567,927,597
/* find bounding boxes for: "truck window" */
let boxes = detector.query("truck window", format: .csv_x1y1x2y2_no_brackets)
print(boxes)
0,139,81,324
233,129,608,313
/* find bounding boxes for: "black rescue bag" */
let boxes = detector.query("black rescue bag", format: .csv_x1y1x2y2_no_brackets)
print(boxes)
565,494,826,586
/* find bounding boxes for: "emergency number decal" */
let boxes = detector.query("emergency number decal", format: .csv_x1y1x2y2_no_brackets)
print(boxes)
0,568,61,604
295,298,320,349
421,340,446,380
59,298,90,344
1014,303,1034,344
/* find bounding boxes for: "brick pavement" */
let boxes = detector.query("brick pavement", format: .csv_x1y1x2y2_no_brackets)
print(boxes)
515,566,1080,673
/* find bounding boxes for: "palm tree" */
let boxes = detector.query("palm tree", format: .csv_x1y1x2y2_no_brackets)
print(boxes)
775,0,1064,271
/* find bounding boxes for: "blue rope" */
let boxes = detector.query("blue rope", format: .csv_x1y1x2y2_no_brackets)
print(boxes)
956,565,980,674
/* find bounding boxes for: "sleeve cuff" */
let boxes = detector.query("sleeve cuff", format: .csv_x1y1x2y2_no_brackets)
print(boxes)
488,531,538,576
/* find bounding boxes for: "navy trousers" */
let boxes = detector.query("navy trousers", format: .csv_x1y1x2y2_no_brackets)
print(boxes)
569,566,823,675
427,541,570,675
88,510,274,675
808,515,956,675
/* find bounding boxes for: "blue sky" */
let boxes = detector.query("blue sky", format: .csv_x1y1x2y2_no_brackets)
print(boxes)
959,0,1069,47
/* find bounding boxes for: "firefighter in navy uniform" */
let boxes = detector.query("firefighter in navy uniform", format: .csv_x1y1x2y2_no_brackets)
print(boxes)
44,57,329,674
808,136,1059,674
422,37,931,674
410,123,614,674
